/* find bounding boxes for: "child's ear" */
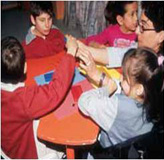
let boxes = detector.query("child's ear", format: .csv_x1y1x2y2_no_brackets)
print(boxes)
136,84,144,96
158,30,164,44
30,15,36,25
116,15,124,26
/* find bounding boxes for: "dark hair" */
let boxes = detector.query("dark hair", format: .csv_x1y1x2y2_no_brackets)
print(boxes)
122,48,163,123
142,1,164,55
30,1,53,19
1,36,26,84
104,1,135,24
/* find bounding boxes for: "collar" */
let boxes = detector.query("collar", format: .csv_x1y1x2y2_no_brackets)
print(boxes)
1,82,25,92
25,24,59,45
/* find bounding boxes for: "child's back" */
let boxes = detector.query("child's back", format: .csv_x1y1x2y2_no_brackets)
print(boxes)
1,36,77,159
78,47,163,148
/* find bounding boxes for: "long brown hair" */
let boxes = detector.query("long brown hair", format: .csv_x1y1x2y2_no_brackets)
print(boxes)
122,48,163,123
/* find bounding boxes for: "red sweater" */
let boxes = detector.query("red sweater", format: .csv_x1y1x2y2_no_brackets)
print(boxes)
22,28,65,59
1,54,75,159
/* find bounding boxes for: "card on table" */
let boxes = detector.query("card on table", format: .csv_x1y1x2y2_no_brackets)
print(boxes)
34,68,85,85
71,85,83,102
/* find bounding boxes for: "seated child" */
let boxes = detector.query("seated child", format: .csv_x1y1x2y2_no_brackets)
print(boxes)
86,1,138,48
22,1,65,59
78,48,163,157
1,35,77,159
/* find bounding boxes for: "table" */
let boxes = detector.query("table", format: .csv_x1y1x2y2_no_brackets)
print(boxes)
25,51,100,159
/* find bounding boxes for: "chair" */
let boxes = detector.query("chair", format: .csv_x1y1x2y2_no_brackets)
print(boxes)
90,122,164,159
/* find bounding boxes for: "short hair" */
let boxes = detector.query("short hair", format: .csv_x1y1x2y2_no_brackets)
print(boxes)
30,1,53,19
122,48,163,123
104,1,135,24
142,1,164,54
1,36,26,84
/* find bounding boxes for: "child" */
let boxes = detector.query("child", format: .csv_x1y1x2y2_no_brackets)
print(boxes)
86,1,138,48
1,35,77,159
22,1,65,59
78,48,163,156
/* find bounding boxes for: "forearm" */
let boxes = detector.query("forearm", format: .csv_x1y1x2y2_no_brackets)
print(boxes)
89,70,117,96
88,47,109,65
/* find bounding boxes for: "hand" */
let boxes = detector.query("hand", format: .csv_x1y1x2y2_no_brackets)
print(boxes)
65,35,78,57
78,48,100,81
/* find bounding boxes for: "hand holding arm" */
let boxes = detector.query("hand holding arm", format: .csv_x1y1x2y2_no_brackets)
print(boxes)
77,40,109,65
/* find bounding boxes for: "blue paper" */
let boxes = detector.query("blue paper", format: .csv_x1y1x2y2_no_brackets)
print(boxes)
72,68,85,84
34,70,54,85
34,68,85,85
44,72,53,82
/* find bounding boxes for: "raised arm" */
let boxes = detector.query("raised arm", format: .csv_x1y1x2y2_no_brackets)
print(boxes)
77,49,117,95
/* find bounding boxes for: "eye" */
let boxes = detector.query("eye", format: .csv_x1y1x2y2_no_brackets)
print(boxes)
39,19,45,22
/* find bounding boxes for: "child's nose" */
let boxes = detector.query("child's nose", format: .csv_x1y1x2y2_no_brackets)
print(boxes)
45,21,49,28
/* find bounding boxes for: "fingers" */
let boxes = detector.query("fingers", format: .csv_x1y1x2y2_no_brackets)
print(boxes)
78,48,94,64
78,52,89,65
79,62,87,71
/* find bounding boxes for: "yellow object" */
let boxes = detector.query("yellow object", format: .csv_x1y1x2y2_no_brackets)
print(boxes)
78,65,121,88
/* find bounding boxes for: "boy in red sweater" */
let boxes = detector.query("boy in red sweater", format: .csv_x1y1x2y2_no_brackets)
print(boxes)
22,1,65,59
1,35,77,159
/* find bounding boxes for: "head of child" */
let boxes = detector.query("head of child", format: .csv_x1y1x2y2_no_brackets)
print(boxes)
30,1,53,38
105,1,138,33
121,48,163,122
1,36,26,84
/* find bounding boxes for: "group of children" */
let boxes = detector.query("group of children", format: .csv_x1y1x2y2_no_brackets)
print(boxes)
1,1,163,159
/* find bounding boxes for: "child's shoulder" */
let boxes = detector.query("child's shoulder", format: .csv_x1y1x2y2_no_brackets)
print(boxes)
105,24,120,33
116,94,141,108
50,26,64,36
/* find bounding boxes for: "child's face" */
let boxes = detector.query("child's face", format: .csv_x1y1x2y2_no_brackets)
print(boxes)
120,71,144,102
120,75,131,96
120,2,138,33
31,12,53,37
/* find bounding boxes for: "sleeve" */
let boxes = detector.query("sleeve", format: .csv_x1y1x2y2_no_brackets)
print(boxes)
23,54,75,119
78,87,119,132
85,27,110,45
106,43,137,68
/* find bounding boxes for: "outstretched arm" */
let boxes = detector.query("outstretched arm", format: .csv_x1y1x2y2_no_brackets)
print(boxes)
77,40,109,65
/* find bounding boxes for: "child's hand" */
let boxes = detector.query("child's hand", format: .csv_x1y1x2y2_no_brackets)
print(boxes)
65,35,78,57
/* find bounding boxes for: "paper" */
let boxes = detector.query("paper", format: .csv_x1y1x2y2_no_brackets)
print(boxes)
71,85,83,102
54,79,93,120
34,68,85,85
34,68,92,120
34,70,54,85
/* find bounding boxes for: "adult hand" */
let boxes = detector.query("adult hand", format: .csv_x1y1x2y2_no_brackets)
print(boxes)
78,48,101,82
88,41,106,49
65,35,78,57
